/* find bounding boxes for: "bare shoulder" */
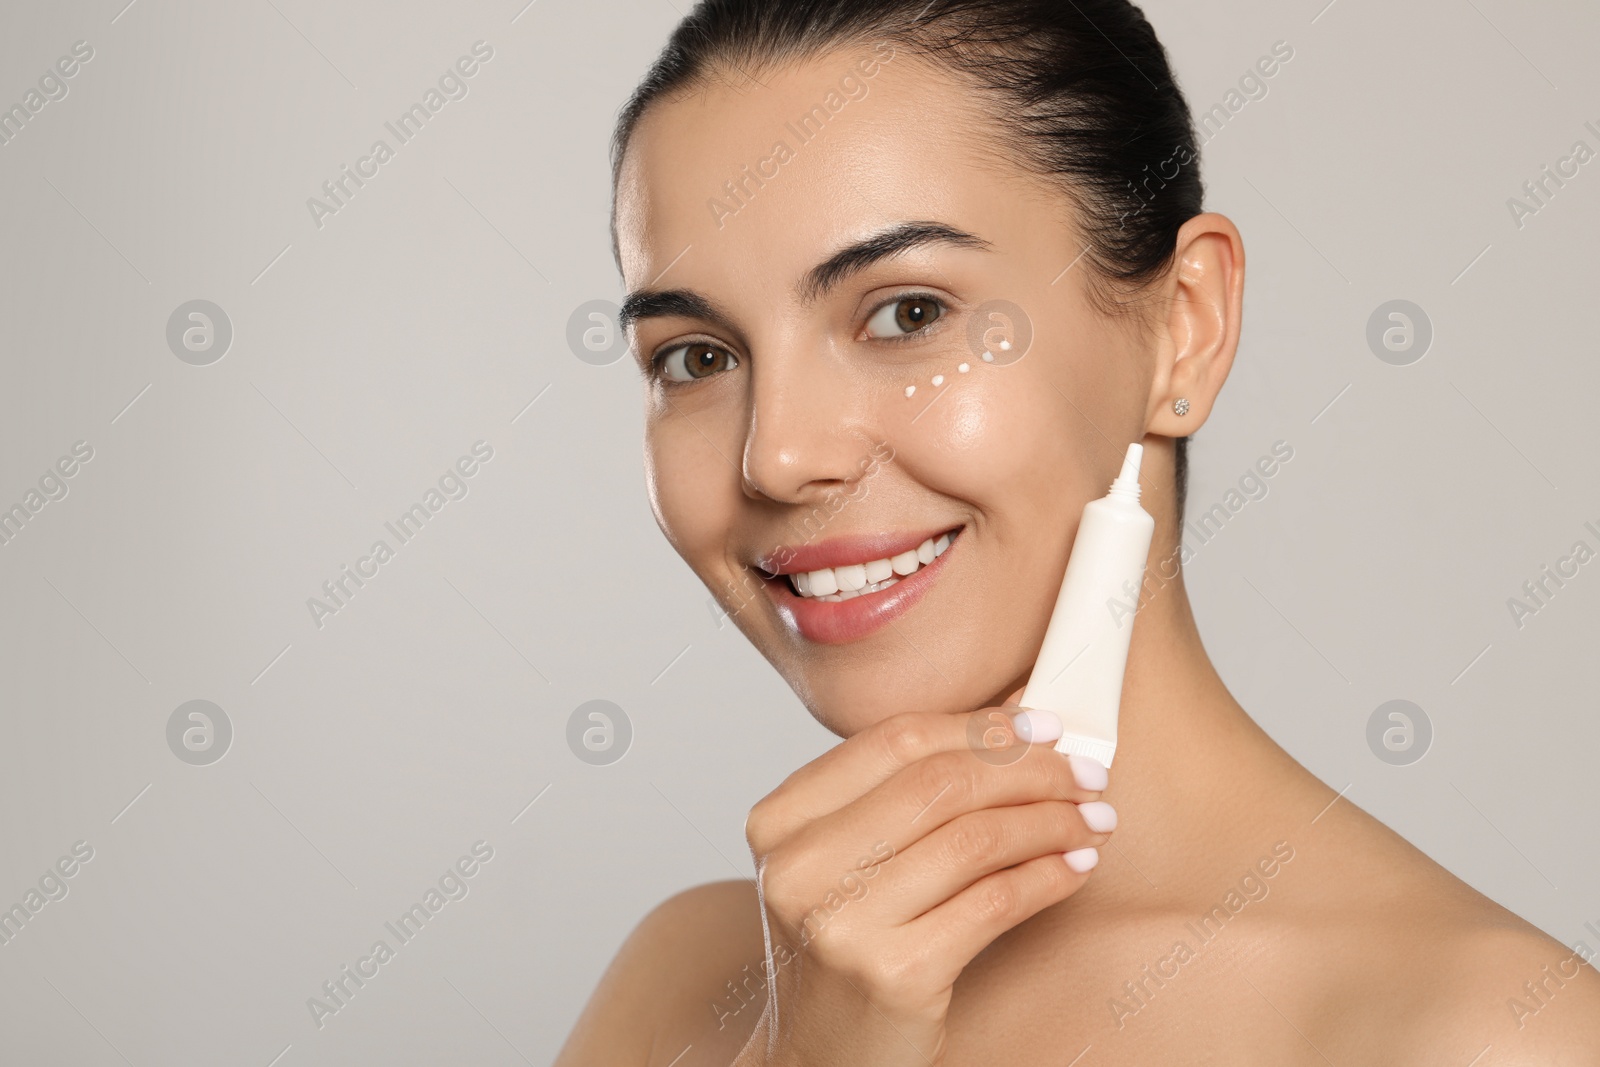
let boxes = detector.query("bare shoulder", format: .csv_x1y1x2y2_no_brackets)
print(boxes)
1280,800,1600,1065
1397,913,1600,1065
1307,849,1600,1065
553,879,765,1067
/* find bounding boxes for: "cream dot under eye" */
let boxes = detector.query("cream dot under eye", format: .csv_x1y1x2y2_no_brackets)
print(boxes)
905,385,916,397
932,374,944,386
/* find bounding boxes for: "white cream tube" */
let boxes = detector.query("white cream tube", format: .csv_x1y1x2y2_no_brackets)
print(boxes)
1017,442,1155,768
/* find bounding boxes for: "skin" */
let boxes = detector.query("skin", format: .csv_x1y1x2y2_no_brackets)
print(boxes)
557,41,1600,1067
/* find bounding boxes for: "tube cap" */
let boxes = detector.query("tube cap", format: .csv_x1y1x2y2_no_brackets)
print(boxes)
1054,733,1117,768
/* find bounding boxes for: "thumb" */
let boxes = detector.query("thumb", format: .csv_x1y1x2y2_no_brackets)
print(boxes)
1000,684,1028,708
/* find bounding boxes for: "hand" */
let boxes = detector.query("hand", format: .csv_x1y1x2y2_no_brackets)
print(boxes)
733,688,1114,1066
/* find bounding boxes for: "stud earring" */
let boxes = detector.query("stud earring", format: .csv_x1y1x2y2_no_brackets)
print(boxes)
1173,397,1190,416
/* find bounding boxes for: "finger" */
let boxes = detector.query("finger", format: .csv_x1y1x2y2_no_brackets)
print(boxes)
874,799,1115,918
750,705,1089,847
783,739,1106,872
900,848,1097,975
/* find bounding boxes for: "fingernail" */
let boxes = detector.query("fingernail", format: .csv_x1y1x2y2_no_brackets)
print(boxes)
1064,847,1099,873
1078,801,1117,833
1011,708,1061,744
1068,754,1108,792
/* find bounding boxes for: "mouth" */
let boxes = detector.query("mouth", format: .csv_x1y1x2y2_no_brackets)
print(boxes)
753,525,964,645
781,529,956,600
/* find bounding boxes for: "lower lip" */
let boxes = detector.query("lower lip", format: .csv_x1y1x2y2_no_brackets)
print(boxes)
764,529,962,645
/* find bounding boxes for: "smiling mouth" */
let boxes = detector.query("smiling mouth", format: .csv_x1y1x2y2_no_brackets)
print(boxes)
780,528,959,601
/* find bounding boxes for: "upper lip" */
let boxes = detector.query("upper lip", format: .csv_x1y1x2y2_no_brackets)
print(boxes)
754,525,962,577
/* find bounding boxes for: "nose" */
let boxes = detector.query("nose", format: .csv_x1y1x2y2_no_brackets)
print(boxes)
740,339,877,506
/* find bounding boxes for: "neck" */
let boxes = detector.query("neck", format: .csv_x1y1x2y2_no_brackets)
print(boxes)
988,562,1327,908
978,436,1335,910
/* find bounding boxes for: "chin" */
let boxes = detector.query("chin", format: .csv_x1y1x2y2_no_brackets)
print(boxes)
788,663,996,739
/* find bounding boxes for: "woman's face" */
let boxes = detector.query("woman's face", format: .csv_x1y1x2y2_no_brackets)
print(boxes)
613,45,1161,736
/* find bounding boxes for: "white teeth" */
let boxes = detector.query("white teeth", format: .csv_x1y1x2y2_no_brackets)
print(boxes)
785,532,957,601
811,575,900,602
836,563,868,591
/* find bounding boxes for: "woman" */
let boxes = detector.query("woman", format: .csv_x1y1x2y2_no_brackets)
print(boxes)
559,1,1600,1063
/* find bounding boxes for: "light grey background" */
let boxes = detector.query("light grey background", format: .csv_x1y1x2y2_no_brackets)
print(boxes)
0,0,1595,1062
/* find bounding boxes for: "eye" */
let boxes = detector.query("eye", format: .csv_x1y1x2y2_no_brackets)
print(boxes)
864,294,945,340
654,342,739,383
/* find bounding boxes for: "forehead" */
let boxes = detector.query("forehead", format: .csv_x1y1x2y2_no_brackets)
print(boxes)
613,45,1061,296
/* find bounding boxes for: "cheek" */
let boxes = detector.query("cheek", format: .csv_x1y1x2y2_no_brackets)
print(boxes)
645,417,739,576
881,368,1070,517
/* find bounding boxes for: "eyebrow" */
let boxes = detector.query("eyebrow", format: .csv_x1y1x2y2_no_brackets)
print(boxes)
617,221,992,334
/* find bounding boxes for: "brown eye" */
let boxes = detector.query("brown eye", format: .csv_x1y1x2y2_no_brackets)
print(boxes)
657,342,739,382
865,295,944,339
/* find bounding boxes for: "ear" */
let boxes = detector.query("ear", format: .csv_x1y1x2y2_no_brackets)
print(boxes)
1144,212,1245,436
